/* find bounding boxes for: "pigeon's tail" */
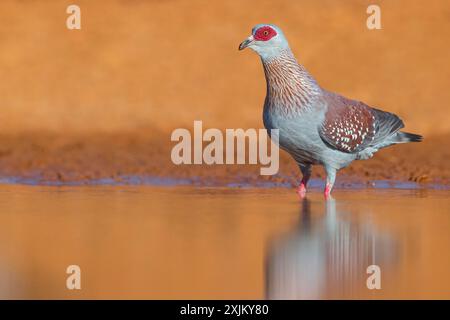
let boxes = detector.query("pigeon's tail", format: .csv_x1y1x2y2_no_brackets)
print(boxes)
373,131,422,150
395,131,423,143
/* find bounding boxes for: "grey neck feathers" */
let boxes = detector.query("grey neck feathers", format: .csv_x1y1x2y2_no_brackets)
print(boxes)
261,49,321,115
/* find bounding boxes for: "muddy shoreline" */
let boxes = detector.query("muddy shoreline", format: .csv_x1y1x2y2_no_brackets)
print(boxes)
0,131,448,188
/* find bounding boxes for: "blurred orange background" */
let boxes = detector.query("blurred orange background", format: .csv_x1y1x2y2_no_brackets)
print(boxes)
0,0,449,136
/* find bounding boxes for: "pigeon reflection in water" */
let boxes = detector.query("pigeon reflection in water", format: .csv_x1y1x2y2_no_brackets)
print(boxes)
265,199,399,299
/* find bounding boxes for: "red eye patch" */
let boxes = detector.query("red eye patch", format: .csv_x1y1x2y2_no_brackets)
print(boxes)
254,26,277,41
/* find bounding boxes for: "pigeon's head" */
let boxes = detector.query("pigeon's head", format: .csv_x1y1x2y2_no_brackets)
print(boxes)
239,24,290,60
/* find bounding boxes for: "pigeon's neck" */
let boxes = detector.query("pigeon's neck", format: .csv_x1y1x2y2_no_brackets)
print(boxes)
261,49,321,114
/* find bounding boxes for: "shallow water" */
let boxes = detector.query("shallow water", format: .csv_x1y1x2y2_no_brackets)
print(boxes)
0,185,448,299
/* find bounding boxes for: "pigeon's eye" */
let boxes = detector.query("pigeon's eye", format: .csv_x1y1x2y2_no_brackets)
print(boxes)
254,26,277,41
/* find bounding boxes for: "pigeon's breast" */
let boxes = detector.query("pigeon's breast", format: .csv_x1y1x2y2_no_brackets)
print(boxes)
263,102,327,165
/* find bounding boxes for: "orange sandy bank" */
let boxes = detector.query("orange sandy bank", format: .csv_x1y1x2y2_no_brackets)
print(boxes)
0,131,448,187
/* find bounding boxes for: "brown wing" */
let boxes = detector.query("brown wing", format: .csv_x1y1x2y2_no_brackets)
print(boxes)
319,93,404,153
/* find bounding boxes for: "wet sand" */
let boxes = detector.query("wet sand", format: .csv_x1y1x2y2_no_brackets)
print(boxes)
0,131,448,188
0,186,448,299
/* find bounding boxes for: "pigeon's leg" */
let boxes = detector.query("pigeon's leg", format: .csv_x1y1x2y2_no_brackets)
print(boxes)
296,164,312,198
324,165,336,199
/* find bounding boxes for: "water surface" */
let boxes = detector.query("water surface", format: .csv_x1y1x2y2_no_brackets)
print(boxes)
0,186,448,299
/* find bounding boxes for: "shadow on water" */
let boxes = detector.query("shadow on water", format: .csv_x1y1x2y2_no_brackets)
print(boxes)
265,198,401,299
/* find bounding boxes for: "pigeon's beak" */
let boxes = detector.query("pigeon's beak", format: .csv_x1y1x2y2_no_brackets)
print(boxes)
239,35,254,50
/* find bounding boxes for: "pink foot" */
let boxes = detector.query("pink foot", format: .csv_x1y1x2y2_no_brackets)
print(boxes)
324,183,332,199
296,182,307,198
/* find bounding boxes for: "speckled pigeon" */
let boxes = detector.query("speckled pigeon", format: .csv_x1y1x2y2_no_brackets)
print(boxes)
239,24,422,198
